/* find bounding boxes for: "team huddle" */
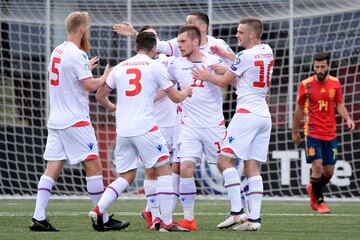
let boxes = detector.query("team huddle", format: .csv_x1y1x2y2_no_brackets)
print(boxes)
29,10,355,233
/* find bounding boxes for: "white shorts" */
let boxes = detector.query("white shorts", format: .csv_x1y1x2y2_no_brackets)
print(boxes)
222,113,271,163
113,129,170,173
175,124,226,164
159,126,175,160
43,125,99,164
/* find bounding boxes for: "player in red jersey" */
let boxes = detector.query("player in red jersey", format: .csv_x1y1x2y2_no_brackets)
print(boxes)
292,52,355,213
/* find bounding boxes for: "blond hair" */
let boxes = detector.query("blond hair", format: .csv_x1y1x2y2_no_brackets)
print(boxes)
65,11,90,34
240,17,263,39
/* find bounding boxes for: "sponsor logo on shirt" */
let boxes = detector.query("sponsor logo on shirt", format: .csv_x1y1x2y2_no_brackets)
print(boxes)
87,142,94,150
230,65,238,71
156,144,163,152
228,136,235,144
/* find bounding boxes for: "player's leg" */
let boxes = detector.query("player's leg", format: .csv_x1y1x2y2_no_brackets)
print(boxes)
30,128,64,232
89,136,136,231
176,126,202,231
316,138,337,213
305,136,324,211
233,114,271,231
137,129,188,232
143,168,161,229
171,162,181,212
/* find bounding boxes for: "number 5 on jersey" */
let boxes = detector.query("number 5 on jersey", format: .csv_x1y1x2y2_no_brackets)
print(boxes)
125,68,142,96
50,57,61,86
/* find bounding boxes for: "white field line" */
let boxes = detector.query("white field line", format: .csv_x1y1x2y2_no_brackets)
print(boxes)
1,212,359,217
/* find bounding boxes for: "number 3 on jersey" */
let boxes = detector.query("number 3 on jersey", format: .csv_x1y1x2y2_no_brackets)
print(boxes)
125,68,142,96
253,60,273,88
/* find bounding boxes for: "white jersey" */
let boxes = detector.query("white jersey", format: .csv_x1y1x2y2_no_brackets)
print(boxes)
153,54,177,127
157,35,234,65
229,44,274,118
106,54,174,137
47,41,93,129
168,52,225,128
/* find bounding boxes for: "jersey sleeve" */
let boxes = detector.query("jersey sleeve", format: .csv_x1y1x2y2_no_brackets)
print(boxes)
297,82,306,105
72,51,93,82
215,38,234,66
229,51,251,77
335,81,343,104
152,62,174,91
156,38,180,57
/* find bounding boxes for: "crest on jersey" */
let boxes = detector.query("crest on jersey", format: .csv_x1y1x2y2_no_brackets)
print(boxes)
329,88,336,99
82,53,88,60
234,56,241,65
308,147,315,157
84,63,90,71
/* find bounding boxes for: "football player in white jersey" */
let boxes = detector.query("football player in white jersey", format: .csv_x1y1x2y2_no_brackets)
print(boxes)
193,17,274,231
30,12,129,232
89,32,192,232
136,25,178,230
167,25,227,231
113,12,234,69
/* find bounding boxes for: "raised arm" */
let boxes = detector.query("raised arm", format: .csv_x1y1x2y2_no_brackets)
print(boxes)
113,22,138,38
82,64,112,92
336,102,355,132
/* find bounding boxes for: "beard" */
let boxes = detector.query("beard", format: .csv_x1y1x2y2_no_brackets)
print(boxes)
80,30,90,52
316,71,328,82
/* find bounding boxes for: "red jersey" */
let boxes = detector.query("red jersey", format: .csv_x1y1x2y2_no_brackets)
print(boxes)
297,75,343,140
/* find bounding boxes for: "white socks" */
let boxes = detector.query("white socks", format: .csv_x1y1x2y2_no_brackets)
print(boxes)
172,173,180,211
86,175,108,223
97,177,129,214
157,175,174,225
144,179,160,221
33,175,55,221
222,167,243,213
179,177,196,220
247,175,263,220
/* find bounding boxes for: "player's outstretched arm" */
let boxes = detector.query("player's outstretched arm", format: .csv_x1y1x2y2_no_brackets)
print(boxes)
292,104,304,146
192,66,235,88
210,45,236,62
336,102,356,132
166,85,192,103
82,64,112,92
113,22,138,38
95,84,116,113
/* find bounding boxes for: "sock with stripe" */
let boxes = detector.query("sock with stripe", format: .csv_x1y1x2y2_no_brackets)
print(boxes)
172,173,180,212
157,175,174,225
33,175,55,221
97,177,129,214
144,179,160,221
86,175,109,223
247,175,263,220
179,177,196,220
223,167,243,213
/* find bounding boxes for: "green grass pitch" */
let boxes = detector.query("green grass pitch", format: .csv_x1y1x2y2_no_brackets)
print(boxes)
1,199,359,240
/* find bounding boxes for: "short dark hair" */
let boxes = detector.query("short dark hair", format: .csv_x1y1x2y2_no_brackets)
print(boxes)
178,25,201,46
139,25,154,33
314,52,331,65
135,31,157,52
240,17,263,39
188,11,209,26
